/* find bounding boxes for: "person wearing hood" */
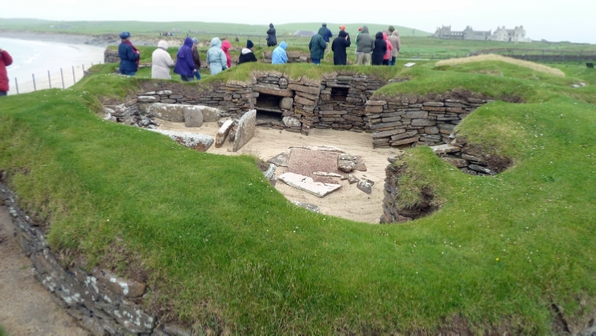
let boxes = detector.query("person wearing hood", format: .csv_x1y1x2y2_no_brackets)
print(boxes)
221,40,232,69
0,48,13,97
382,32,393,65
331,30,351,65
371,32,387,66
118,31,140,76
271,41,288,64
309,27,327,65
151,40,174,79
174,37,196,82
191,38,202,80
266,23,277,47
207,37,228,75
355,26,374,65
238,40,258,64
388,30,401,66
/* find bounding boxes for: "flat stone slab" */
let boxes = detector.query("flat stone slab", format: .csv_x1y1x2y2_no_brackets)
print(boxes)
149,129,214,152
290,200,320,213
184,110,203,127
267,151,290,167
431,144,462,155
233,110,256,152
279,172,341,198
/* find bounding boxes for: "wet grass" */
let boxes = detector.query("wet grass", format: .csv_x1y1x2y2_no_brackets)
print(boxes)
0,58,594,334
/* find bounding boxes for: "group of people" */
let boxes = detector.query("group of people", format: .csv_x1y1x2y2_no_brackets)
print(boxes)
117,23,402,80
118,32,259,81
308,24,401,66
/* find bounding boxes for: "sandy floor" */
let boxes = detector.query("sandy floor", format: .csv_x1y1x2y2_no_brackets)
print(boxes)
158,120,402,224
0,205,88,336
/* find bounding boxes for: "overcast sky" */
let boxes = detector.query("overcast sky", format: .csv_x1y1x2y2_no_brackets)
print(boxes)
3,0,595,44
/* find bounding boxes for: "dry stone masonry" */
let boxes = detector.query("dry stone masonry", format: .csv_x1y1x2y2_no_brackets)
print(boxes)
0,182,194,336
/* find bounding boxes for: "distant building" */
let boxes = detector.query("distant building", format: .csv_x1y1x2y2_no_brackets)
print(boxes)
294,30,316,37
433,25,530,42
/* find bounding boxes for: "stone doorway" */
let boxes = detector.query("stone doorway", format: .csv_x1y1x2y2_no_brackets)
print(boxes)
255,93,284,113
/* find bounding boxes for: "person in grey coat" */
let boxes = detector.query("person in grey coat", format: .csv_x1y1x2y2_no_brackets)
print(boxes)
206,37,228,75
151,40,174,79
355,26,374,65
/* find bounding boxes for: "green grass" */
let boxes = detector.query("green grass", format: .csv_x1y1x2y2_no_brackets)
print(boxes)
0,58,595,334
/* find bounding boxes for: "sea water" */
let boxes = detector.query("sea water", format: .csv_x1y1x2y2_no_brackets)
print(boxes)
0,37,105,94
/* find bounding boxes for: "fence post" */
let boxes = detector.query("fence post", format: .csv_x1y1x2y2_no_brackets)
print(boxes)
15,77,19,94
61,68,65,89
32,74,37,91
82,64,85,74
72,66,76,83
48,70,52,89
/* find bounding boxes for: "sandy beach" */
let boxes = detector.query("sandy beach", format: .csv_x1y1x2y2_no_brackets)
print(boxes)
157,120,402,224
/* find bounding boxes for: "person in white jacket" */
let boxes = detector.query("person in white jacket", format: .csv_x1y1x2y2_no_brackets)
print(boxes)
151,40,174,79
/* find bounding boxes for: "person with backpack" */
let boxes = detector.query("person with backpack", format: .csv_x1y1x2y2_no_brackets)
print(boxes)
207,37,228,75
309,27,327,65
174,37,196,82
238,40,258,64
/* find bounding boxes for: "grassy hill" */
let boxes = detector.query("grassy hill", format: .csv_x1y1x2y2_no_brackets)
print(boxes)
0,57,595,334
0,18,430,37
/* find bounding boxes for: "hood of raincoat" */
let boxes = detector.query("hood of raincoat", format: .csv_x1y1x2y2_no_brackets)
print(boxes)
383,32,389,41
392,31,400,37
210,37,222,48
361,26,370,34
221,40,231,52
339,30,348,38
317,27,327,36
279,41,287,50
157,40,169,50
375,32,384,39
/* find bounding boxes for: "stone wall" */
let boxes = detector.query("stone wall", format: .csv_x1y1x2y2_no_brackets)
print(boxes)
0,182,193,336
104,49,119,64
380,137,512,223
261,50,311,63
367,95,488,148
114,76,490,150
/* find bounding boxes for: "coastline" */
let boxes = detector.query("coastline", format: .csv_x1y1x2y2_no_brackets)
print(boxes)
0,30,183,47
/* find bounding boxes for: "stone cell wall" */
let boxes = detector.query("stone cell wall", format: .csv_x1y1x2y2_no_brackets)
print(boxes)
380,138,512,224
0,182,193,336
366,96,488,148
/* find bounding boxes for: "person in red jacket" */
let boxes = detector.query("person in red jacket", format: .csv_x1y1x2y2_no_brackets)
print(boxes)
0,48,14,97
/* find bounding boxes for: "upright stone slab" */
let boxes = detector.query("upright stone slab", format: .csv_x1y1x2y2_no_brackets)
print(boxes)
233,110,256,152
198,106,222,122
184,110,203,127
215,120,234,148
144,104,204,123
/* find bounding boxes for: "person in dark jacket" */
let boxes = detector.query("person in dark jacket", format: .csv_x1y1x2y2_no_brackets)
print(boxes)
0,48,13,97
322,23,333,51
118,31,140,76
309,27,327,65
266,23,277,47
238,40,258,64
371,32,387,66
331,30,351,65
174,37,196,82
191,38,202,80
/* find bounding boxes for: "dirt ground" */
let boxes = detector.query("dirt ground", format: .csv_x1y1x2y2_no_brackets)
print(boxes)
158,120,402,224
0,205,88,336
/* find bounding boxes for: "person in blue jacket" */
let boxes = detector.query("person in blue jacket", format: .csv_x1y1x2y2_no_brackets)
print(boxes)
271,41,288,64
118,32,139,76
174,37,196,82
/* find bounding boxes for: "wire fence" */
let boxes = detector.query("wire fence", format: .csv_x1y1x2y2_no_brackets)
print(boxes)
8,61,103,95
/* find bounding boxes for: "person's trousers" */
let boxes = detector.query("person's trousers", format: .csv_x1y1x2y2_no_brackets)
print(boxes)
194,69,201,80
390,56,397,66
311,58,321,65
383,59,389,65
120,70,136,76
180,75,194,82
355,53,371,65
0,91,7,97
